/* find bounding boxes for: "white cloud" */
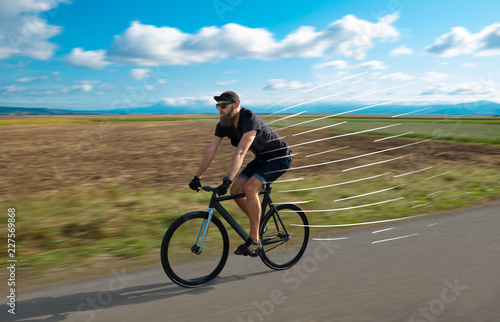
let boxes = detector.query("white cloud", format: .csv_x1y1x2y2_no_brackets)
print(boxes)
476,23,500,56
160,96,213,106
76,80,100,85
72,84,93,92
358,61,387,69
463,62,477,67
130,68,150,80
17,77,34,83
316,59,387,69
421,72,449,83
106,15,399,66
262,79,312,91
65,48,111,69
71,84,93,92
316,60,350,69
426,23,500,57
52,71,62,81
23,85,69,96
0,0,64,61
16,75,52,83
98,83,116,90
1,85,25,94
426,27,476,57
380,72,415,81
216,80,238,86
390,45,414,56
27,90,56,96
420,81,497,97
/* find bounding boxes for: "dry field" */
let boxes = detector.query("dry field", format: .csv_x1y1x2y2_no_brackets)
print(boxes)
1,120,499,199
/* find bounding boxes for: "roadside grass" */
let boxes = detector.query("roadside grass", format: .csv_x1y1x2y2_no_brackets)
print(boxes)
1,165,498,287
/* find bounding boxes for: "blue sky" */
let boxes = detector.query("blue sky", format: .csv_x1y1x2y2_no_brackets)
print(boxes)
1,0,500,113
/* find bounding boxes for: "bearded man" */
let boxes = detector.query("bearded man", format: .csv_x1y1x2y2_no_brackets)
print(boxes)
188,91,292,256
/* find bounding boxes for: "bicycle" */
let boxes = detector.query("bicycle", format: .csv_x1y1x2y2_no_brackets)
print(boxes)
160,184,309,288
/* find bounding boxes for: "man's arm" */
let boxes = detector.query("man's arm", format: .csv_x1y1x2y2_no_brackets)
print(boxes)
195,136,223,178
226,130,257,180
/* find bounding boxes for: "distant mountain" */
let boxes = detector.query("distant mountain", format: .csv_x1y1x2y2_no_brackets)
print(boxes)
100,102,209,114
265,100,500,116
429,100,500,116
1,100,499,116
0,104,205,116
0,106,101,115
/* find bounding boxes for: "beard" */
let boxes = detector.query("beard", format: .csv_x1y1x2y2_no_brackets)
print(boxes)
220,106,238,127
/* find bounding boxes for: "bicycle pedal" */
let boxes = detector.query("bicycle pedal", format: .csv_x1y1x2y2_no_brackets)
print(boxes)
249,250,260,257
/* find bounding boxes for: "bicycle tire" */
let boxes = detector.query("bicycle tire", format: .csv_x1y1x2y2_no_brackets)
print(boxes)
259,203,309,270
161,211,229,287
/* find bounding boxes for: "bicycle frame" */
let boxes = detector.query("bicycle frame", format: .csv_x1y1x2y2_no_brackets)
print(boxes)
195,185,282,253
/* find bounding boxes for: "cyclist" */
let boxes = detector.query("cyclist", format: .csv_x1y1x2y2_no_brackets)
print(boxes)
189,91,292,256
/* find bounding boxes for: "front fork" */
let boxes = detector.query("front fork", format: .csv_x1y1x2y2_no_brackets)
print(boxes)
192,208,214,255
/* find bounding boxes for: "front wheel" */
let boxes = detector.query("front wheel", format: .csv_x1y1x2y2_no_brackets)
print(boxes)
259,204,309,270
161,211,229,287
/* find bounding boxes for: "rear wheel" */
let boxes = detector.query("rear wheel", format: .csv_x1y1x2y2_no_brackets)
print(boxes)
161,211,229,287
259,204,309,270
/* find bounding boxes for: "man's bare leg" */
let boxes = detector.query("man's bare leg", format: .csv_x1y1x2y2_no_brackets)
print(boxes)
231,176,249,214
230,176,264,243
244,177,264,243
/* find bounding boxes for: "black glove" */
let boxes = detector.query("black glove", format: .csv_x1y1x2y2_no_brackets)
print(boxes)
189,176,201,191
215,176,232,196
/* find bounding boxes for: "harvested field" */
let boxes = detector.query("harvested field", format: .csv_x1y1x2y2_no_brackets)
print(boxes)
1,121,499,198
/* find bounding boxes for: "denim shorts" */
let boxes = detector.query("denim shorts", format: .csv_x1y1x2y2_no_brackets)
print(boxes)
239,155,292,184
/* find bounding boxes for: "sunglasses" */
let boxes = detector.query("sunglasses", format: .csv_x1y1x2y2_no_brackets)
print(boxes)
215,102,234,110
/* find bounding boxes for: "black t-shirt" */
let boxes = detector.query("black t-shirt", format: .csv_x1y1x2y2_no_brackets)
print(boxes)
214,108,291,160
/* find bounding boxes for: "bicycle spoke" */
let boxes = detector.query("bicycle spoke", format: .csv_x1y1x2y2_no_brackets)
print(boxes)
259,204,309,270
161,212,229,287
261,240,287,253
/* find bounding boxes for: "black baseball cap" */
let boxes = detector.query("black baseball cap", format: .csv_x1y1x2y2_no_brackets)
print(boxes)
214,91,240,103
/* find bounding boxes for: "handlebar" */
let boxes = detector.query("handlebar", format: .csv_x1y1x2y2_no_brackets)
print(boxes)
198,186,217,192
196,185,269,198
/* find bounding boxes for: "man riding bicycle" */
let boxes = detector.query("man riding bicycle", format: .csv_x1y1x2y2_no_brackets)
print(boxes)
189,91,292,256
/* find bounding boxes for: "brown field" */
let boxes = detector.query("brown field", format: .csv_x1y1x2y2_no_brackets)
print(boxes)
1,120,499,199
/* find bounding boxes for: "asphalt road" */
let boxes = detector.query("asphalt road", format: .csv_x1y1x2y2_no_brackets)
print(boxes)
3,204,500,322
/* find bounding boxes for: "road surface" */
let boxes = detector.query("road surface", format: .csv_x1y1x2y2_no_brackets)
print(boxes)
2,204,499,322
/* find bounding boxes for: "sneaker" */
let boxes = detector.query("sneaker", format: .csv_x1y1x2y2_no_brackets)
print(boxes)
234,238,262,256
